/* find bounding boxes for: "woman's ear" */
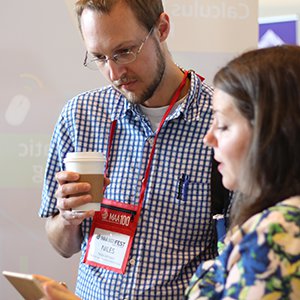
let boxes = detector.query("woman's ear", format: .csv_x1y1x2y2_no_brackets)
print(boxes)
156,12,170,42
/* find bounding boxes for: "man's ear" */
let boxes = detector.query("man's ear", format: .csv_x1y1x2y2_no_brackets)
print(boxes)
156,12,170,42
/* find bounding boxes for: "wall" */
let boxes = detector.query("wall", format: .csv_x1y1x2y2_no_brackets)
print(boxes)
0,1,257,298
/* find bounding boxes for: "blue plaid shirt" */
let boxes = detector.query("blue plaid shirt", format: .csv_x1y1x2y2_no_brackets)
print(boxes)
39,71,216,299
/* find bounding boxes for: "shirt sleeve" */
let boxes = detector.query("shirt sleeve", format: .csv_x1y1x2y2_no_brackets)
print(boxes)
38,105,74,218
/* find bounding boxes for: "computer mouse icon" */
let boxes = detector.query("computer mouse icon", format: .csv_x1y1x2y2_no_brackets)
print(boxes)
5,94,31,126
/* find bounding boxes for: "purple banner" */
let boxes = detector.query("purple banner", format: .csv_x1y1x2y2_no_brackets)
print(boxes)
259,16,298,48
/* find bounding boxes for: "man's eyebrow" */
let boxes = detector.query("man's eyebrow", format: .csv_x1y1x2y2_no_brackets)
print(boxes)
90,40,135,57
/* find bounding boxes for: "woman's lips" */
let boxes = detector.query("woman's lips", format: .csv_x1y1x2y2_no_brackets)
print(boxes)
217,163,223,173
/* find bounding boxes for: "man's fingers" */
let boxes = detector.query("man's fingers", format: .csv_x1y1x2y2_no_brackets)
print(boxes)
60,210,95,225
55,182,91,199
55,171,80,184
104,177,110,187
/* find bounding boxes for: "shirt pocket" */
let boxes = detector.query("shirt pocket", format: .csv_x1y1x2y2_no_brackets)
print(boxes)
172,178,212,242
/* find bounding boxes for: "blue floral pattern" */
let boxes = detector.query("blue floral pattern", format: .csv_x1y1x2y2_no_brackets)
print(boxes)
185,197,300,300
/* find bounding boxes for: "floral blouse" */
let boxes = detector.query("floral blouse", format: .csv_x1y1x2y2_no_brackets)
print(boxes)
185,196,300,300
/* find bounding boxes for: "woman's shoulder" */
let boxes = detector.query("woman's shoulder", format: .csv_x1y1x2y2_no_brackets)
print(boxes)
277,196,300,210
227,196,300,248
227,196,300,260
245,196,300,233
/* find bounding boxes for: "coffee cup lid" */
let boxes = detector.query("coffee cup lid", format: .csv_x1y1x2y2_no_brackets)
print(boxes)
64,151,105,163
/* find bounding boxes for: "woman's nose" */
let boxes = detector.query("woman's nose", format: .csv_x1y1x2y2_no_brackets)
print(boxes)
203,127,216,148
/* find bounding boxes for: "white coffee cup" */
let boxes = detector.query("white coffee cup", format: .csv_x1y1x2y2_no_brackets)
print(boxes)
64,151,105,211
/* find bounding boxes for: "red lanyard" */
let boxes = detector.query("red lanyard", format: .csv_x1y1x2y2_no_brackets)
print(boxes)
105,71,189,215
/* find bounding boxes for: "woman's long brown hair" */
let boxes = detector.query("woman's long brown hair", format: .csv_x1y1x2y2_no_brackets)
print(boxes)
213,45,300,228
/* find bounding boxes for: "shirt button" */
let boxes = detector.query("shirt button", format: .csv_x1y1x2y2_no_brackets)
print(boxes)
147,137,154,146
129,258,135,265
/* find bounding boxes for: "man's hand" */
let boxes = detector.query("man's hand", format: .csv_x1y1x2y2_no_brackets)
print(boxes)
45,171,110,257
55,171,95,223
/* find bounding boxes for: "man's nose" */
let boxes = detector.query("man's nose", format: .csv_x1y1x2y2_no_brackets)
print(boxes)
106,60,127,82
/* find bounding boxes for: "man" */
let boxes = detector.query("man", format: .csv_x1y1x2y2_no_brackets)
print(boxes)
39,0,217,298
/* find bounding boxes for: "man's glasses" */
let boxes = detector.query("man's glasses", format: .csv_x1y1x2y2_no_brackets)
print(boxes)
83,27,154,70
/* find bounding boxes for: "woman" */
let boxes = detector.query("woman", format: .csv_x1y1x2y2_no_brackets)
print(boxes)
185,45,300,299
35,45,300,299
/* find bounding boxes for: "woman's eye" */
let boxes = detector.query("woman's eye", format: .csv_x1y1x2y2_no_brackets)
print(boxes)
217,125,228,131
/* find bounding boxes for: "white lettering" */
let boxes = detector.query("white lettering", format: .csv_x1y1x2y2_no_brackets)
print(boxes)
109,213,120,223
107,212,131,226
32,164,44,183
18,139,49,157
170,0,250,20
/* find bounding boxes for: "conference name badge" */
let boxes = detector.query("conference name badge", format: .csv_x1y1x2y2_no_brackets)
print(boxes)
84,199,139,274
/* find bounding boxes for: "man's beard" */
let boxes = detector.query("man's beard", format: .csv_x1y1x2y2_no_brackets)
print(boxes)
113,42,166,105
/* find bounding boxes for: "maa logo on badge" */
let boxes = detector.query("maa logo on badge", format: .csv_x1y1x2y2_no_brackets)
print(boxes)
101,208,132,227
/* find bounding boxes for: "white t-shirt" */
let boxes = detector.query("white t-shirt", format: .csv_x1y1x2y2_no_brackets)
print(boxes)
138,96,186,131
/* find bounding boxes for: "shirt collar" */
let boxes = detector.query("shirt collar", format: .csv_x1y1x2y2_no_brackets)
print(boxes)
110,70,205,122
